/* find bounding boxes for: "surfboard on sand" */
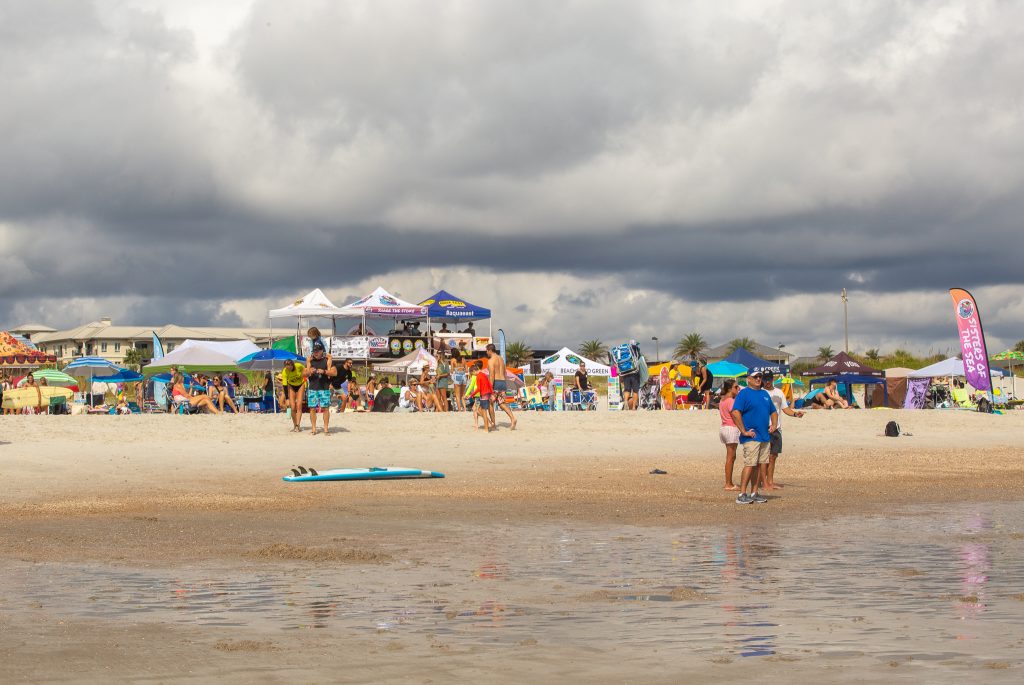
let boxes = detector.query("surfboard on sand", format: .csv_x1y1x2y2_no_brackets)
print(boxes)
283,466,445,482
1,386,73,410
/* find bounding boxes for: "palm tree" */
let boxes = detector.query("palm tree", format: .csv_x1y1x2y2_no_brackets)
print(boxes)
865,348,880,361
727,337,755,354
579,339,608,361
504,341,533,367
817,345,835,362
674,332,707,360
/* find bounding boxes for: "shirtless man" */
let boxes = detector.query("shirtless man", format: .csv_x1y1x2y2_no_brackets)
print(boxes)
485,344,517,430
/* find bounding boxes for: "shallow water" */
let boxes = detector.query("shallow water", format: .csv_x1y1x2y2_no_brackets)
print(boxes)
3,502,1023,674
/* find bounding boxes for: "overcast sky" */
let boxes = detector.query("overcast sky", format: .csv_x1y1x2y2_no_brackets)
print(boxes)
2,0,1022,356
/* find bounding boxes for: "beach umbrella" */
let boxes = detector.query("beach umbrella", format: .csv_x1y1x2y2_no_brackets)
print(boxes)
17,369,78,387
236,349,306,370
93,368,144,383
236,349,307,412
774,376,805,387
63,357,120,406
707,360,748,379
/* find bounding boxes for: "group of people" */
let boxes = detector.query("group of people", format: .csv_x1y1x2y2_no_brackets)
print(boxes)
1,371,51,414
718,370,805,504
273,329,517,434
169,370,241,414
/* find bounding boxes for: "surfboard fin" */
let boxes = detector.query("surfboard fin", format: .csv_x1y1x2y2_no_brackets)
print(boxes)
298,466,309,475
308,468,318,476
290,469,300,477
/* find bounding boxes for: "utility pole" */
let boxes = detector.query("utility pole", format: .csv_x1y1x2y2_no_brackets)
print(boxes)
841,288,849,353
651,336,659,363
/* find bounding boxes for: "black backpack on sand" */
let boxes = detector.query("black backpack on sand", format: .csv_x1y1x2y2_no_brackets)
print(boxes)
977,397,993,414
884,421,901,437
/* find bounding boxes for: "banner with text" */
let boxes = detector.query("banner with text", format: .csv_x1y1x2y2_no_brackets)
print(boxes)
949,288,992,393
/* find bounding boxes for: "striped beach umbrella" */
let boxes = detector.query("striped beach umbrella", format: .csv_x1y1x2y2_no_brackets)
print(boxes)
63,357,120,406
18,369,78,387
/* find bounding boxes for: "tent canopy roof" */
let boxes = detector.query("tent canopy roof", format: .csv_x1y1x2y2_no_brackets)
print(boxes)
722,347,789,373
269,288,347,319
373,348,437,375
908,356,1009,378
144,339,259,373
802,351,883,377
540,347,611,376
418,290,491,322
338,287,428,319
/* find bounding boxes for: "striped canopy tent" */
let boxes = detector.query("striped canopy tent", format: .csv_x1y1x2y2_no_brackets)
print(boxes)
0,331,56,368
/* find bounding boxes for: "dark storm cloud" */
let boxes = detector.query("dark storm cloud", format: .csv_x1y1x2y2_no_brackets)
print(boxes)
2,0,1023,346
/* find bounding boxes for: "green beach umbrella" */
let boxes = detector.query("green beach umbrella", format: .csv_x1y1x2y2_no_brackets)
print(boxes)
992,349,1024,361
19,369,78,387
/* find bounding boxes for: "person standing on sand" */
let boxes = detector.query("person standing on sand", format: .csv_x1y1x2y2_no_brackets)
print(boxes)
303,341,335,436
718,379,741,491
730,370,776,505
761,372,804,490
466,364,495,431
279,359,306,432
485,344,517,430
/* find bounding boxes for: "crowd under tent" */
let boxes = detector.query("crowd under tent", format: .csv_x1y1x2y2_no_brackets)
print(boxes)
373,348,437,377
808,373,889,407
540,347,611,376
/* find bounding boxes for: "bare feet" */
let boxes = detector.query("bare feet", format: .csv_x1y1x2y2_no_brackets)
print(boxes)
724,485,740,491
766,483,783,490
310,429,317,436
510,420,517,430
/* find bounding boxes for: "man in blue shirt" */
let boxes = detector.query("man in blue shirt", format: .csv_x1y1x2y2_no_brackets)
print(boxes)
730,370,778,504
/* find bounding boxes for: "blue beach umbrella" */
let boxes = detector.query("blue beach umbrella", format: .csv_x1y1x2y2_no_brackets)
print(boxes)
93,368,144,383
236,349,306,412
236,349,306,370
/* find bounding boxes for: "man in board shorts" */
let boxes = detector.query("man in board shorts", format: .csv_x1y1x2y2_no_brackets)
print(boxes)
303,341,335,436
485,344,517,430
730,370,777,505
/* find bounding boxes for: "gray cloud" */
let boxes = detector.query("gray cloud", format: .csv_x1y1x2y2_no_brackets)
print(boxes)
2,0,1023,355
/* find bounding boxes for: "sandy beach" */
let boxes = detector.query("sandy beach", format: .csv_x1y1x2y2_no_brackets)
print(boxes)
2,410,1023,683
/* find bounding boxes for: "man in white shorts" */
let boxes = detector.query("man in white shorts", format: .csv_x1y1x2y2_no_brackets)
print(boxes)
761,371,804,490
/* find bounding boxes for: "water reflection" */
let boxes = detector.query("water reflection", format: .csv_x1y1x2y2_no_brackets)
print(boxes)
3,503,1021,669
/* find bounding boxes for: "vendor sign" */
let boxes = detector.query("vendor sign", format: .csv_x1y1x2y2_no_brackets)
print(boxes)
949,287,993,393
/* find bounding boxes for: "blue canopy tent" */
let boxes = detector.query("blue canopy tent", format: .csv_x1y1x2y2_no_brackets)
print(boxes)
723,347,790,375
806,373,888,408
418,289,491,328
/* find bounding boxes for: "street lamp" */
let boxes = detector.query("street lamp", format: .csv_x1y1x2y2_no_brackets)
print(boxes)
841,288,849,353
651,336,659,363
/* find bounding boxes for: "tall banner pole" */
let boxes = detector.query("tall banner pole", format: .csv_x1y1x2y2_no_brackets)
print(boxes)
948,288,993,401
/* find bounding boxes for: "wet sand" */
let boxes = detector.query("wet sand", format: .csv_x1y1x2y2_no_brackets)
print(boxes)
2,410,1023,682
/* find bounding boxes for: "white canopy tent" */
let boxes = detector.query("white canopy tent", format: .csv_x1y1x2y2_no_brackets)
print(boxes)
908,357,1008,379
337,287,429,320
372,348,437,376
268,288,347,319
540,347,611,376
145,339,260,373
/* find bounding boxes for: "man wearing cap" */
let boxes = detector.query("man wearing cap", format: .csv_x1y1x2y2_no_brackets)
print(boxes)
303,340,336,436
730,370,777,504
761,371,804,490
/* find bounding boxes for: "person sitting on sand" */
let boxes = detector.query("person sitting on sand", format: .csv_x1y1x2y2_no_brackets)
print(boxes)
718,379,741,491
812,379,850,409
171,372,219,413
115,395,131,415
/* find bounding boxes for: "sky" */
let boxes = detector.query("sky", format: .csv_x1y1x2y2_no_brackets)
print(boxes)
2,0,1023,357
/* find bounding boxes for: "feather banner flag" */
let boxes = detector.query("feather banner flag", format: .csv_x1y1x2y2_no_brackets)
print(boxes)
948,288,992,393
